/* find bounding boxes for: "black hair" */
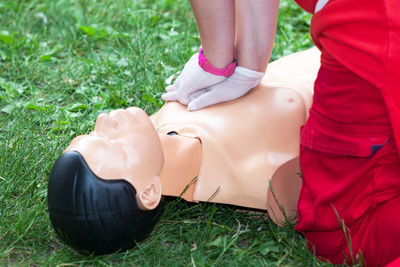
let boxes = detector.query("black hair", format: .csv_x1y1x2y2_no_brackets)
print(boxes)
47,151,164,255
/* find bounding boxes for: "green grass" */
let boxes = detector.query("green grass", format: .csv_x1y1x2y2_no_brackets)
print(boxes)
0,0,356,265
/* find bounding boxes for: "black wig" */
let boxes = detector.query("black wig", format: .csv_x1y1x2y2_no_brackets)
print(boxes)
47,151,164,254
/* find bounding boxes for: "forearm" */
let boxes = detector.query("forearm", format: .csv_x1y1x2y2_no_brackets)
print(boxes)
235,0,279,72
189,0,235,68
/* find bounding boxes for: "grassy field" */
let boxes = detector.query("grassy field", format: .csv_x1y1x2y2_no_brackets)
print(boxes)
0,0,354,265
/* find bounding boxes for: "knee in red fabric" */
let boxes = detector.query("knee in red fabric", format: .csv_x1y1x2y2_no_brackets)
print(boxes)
351,197,400,266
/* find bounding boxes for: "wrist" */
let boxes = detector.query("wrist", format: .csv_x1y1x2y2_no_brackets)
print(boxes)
198,47,237,77
235,66,265,84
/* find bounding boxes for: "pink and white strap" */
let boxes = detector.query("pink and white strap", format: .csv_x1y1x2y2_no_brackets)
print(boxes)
198,47,237,77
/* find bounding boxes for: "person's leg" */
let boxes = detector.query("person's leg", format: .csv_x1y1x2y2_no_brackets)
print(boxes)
298,135,400,266
351,197,400,266
350,138,400,266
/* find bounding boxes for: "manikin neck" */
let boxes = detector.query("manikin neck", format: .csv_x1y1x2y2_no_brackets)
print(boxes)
158,134,202,201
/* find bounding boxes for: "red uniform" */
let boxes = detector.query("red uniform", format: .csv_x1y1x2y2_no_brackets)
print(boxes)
294,0,400,265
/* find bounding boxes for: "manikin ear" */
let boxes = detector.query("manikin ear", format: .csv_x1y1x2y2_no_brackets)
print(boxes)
137,176,162,211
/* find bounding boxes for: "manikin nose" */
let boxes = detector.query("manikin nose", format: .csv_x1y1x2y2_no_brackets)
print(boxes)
94,113,118,136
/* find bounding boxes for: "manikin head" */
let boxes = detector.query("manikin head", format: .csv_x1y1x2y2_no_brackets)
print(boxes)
47,107,164,254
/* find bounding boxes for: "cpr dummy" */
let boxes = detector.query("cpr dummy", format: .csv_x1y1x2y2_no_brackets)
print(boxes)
64,47,321,225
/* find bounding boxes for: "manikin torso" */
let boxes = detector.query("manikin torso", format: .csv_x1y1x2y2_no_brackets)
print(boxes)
152,47,320,218
64,47,321,224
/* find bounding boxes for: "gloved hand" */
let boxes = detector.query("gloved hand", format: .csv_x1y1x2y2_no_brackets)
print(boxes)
161,53,227,105
187,66,264,111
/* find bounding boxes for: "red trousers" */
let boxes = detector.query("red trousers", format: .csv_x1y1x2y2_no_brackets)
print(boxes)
296,68,400,266
294,0,400,265
298,128,400,266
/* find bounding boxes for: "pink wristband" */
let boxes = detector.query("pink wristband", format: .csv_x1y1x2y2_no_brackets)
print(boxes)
198,47,236,77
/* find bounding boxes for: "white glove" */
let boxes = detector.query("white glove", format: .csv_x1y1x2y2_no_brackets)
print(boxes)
187,66,264,111
162,53,227,105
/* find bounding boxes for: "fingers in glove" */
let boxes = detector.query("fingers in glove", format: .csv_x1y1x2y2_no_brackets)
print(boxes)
169,53,227,104
165,73,183,92
176,73,226,105
187,66,265,111
187,88,210,103
187,90,222,111
165,84,177,92
161,90,179,102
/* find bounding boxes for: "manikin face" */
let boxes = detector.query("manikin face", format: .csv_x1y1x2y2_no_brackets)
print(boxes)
65,107,164,210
